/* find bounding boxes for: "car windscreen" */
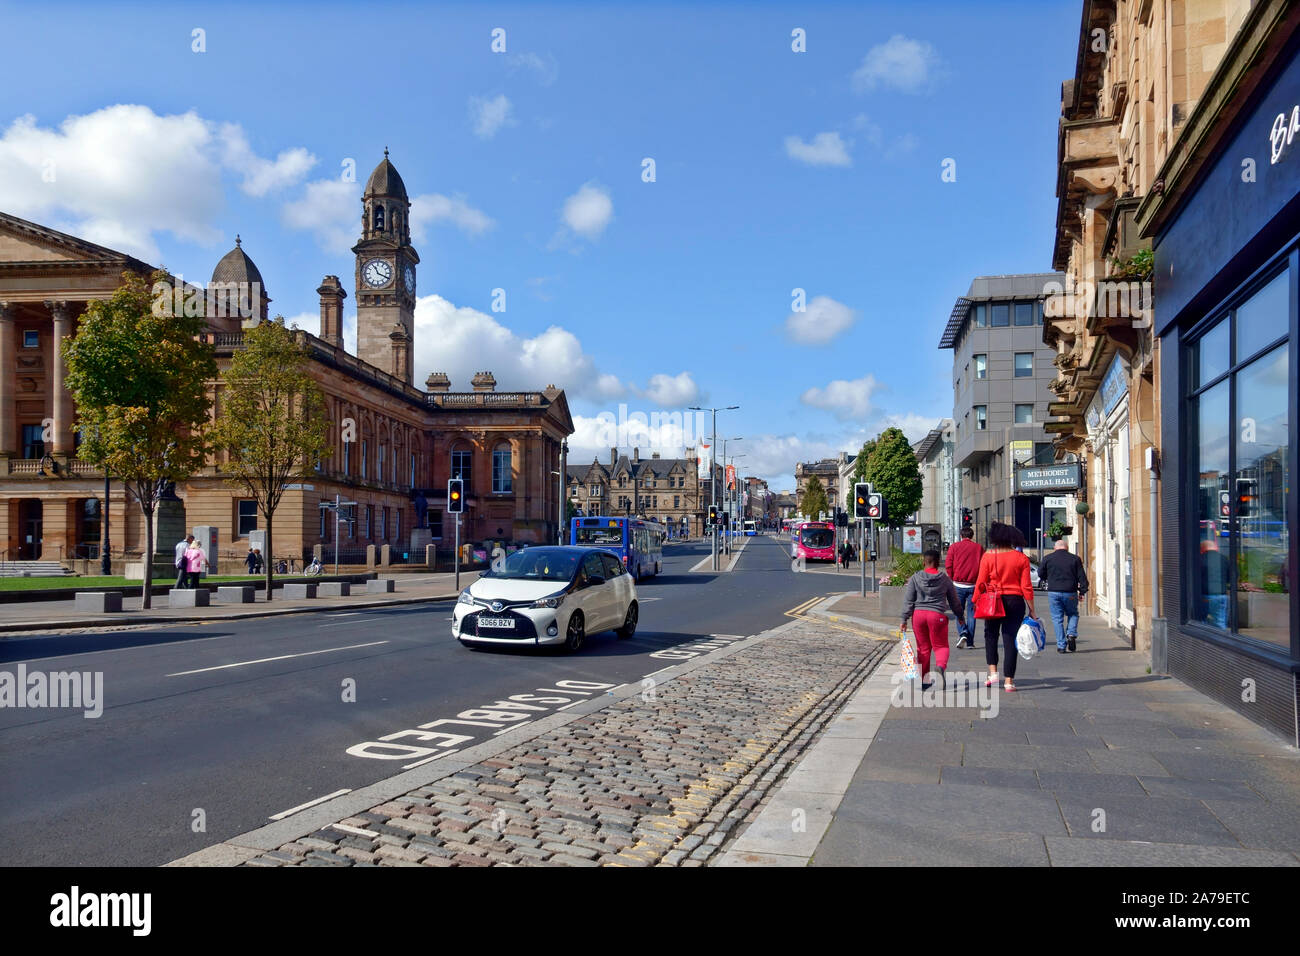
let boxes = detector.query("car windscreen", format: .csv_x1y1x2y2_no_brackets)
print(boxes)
799,528,833,549
487,549,580,581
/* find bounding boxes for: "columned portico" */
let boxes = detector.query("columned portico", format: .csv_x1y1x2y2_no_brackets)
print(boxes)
44,299,73,456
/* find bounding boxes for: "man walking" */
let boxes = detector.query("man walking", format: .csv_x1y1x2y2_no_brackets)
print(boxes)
1039,538,1089,652
174,533,194,589
944,527,982,648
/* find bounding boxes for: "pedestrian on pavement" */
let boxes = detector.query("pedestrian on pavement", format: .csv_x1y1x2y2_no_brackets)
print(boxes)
245,547,258,575
839,540,853,569
174,534,194,588
944,526,983,648
973,522,1037,693
1199,538,1232,629
1039,538,1089,652
900,549,965,691
183,539,208,589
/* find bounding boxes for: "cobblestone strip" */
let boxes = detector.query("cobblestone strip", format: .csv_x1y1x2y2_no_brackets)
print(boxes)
240,621,889,867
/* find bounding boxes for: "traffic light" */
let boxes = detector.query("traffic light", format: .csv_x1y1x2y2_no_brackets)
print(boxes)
722,511,731,530
961,507,973,530
1236,479,1257,519
866,492,886,521
447,478,464,513
707,504,718,528
854,482,870,519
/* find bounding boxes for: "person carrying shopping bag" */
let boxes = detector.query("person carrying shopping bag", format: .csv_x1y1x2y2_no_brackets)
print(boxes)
973,522,1037,693
900,549,966,692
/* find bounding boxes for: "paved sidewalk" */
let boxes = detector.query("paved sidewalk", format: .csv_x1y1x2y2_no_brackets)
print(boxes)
722,597,1300,866
0,572,461,634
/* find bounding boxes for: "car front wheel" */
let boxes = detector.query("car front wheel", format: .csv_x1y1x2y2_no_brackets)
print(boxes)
564,612,585,652
617,601,638,639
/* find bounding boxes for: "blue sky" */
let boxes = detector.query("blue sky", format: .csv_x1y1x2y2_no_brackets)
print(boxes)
0,0,1079,488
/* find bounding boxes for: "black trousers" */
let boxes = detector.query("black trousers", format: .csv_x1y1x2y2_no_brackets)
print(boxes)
983,594,1027,680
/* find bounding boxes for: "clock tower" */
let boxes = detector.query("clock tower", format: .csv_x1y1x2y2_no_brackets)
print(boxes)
353,149,419,383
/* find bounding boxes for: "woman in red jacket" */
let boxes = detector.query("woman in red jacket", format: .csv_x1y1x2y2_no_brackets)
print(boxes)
973,522,1036,692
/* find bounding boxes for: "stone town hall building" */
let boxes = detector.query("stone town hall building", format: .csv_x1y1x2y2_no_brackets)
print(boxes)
0,154,574,569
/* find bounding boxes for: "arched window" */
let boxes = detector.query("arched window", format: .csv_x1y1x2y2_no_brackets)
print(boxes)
492,443,512,494
373,205,385,231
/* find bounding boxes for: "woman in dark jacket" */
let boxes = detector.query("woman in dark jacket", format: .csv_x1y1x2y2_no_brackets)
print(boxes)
901,549,966,691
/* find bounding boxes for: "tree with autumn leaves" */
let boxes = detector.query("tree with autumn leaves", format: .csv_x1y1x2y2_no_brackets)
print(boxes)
61,270,216,609
209,319,331,601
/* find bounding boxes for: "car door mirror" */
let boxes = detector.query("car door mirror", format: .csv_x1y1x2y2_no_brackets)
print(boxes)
587,574,606,587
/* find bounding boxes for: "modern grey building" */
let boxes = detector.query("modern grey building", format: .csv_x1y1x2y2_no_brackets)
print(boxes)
940,273,1065,549
914,419,957,548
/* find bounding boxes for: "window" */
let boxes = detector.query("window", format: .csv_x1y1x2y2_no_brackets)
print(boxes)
22,330,39,348
1014,302,1035,326
377,445,385,483
674,496,680,508
22,424,44,459
990,303,1010,327
450,448,472,494
395,511,401,544
342,440,351,477
364,505,372,539
360,440,368,479
410,453,416,488
1015,404,1033,424
1015,353,1033,377
237,500,258,536
975,406,987,430
378,507,386,541
972,303,987,328
1189,266,1291,648
591,484,602,496
320,505,328,538
975,354,987,379
492,447,512,493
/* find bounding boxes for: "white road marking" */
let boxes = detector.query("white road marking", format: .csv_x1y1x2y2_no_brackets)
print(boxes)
166,640,389,676
402,749,460,769
329,823,377,837
268,788,351,820
325,613,362,618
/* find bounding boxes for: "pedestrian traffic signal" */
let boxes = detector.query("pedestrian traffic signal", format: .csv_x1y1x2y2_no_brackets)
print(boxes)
854,482,870,519
961,507,973,529
447,478,464,513
865,492,886,521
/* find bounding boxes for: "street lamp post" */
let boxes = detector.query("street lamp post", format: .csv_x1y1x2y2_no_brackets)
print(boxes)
689,405,738,571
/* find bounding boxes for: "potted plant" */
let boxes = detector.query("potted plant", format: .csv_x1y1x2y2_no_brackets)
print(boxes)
1047,517,1073,540
1075,501,1091,516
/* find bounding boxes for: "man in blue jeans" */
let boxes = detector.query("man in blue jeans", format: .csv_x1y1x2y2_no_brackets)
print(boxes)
1038,539,1089,652
944,527,983,648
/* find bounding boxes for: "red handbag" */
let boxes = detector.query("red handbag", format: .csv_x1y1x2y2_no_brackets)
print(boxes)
974,553,1006,619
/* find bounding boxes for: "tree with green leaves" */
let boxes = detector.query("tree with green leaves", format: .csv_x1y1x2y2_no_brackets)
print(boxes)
863,427,923,529
799,474,830,519
210,320,331,601
62,270,216,609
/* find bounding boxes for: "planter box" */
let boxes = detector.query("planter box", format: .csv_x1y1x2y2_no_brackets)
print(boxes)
878,585,905,620
169,589,209,608
283,583,317,600
75,592,123,613
318,582,351,598
216,586,255,604
1236,591,1289,630
366,579,395,594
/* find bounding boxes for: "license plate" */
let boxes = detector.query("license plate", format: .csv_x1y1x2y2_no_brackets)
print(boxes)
477,614,515,629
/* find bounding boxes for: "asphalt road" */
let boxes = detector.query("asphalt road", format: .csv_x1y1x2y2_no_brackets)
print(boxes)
0,534,852,866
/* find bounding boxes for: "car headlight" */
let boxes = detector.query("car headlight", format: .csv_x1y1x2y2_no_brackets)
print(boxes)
530,593,566,609
458,590,475,605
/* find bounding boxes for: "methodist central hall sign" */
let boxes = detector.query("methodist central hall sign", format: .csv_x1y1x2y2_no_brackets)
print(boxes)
1015,462,1082,493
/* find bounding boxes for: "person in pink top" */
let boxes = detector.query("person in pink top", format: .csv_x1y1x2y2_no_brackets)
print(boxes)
183,540,208,589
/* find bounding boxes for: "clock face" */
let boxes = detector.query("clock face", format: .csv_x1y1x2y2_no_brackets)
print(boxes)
404,264,416,294
363,259,392,288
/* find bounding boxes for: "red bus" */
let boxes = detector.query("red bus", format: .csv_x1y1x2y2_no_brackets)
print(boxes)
793,521,836,562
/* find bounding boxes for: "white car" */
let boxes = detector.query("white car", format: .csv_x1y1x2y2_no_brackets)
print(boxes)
453,546,639,652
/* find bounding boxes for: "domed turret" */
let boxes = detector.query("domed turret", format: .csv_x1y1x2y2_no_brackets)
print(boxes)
364,147,408,201
210,235,270,325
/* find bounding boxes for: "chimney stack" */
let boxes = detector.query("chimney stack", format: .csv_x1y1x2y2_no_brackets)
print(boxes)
316,276,346,348
425,372,450,392
610,448,617,467
471,371,497,392
633,447,640,463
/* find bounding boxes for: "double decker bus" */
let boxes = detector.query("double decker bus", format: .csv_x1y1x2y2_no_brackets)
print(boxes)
569,516,665,581
793,521,836,562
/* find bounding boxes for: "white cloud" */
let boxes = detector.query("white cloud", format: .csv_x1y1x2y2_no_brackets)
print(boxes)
508,52,559,86
784,131,852,167
283,311,319,336
413,294,625,400
0,106,320,263
874,412,940,445
281,178,358,254
559,182,613,240
638,371,700,406
801,375,882,421
469,94,515,139
852,35,940,94
410,193,494,239
217,123,316,197
785,295,857,345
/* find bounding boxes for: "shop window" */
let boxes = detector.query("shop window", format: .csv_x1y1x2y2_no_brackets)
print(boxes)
1014,353,1033,377
1188,265,1292,649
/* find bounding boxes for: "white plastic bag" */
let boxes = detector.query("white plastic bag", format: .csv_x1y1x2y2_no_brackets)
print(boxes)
1016,616,1046,660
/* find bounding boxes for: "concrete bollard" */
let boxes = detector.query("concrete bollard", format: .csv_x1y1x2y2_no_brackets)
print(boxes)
317,582,351,598
366,578,395,594
283,583,317,599
216,586,255,604
75,592,123,613
169,589,210,608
